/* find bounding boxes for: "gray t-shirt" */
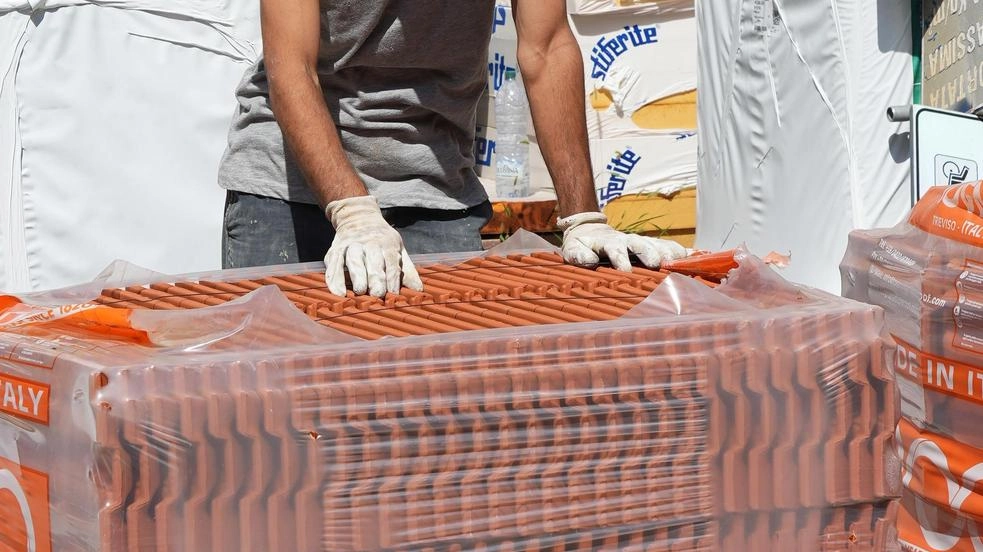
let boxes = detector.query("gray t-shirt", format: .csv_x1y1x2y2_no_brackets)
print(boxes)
218,0,496,209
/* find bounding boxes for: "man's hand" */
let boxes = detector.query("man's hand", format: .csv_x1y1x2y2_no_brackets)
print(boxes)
324,196,424,297
558,212,686,271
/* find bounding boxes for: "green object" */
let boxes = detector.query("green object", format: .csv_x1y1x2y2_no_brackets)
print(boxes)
505,68,517,80
912,0,922,104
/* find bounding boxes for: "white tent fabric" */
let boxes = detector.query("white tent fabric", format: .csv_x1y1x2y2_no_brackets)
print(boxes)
696,0,913,294
0,1,259,292
0,0,257,30
0,11,32,291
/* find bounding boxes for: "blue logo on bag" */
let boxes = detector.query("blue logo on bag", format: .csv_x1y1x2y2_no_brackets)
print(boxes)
492,5,508,34
475,131,496,167
590,25,659,81
598,148,642,206
488,52,517,92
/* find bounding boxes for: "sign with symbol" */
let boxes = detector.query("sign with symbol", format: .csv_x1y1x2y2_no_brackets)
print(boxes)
936,154,978,187
912,106,983,204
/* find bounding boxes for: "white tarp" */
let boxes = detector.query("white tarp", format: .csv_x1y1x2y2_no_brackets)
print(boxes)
0,1,259,292
0,11,32,291
696,0,913,294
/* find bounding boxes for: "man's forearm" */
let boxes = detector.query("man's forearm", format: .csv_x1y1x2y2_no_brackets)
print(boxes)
519,31,599,218
260,0,364,208
267,67,367,207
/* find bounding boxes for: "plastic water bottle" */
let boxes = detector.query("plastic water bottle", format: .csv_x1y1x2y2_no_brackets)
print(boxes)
494,68,531,198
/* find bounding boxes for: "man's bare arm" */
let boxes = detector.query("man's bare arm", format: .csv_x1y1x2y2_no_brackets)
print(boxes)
261,0,366,206
511,0,598,218
261,0,422,297
511,0,687,271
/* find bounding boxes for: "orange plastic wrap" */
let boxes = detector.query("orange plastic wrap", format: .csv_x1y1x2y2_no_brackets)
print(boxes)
0,234,898,550
842,181,983,551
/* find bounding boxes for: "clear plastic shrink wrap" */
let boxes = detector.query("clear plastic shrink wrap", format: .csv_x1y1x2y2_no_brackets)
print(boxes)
0,233,898,550
842,182,983,552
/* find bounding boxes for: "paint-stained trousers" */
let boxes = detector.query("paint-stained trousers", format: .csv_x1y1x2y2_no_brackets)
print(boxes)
221,190,492,269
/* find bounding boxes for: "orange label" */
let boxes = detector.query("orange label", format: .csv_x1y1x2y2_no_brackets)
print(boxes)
910,182,983,248
0,457,51,552
897,419,983,551
0,373,49,425
894,337,983,406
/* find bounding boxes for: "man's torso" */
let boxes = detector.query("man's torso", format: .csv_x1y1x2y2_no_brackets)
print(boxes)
219,0,496,209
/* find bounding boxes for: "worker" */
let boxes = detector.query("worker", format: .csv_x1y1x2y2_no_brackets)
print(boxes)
218,1,686,298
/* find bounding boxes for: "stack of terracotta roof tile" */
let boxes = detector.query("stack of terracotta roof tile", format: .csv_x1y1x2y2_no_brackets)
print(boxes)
0,248,898,551
842,183,983,552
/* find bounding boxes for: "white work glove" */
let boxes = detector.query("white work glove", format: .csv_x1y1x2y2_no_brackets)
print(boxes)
323,195,424,298
557,211,686,271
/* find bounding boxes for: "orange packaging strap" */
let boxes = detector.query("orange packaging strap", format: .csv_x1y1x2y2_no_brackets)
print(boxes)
894,337,983,407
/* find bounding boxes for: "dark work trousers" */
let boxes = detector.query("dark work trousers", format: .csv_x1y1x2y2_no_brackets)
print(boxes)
221,190,493,269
